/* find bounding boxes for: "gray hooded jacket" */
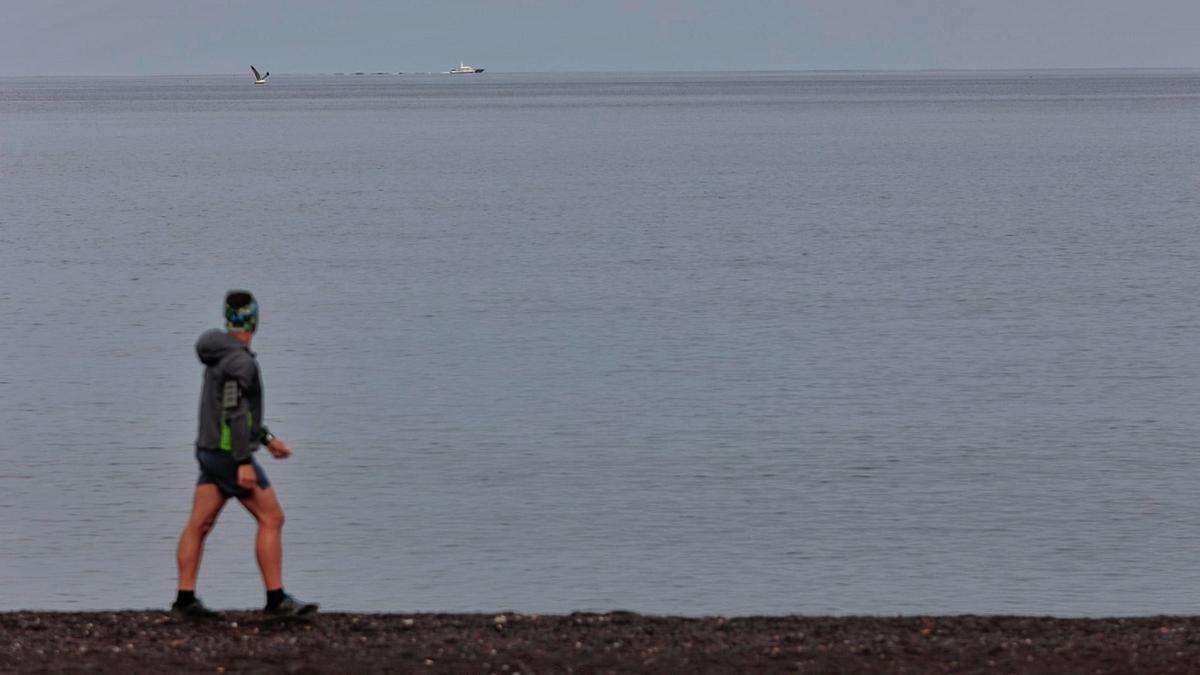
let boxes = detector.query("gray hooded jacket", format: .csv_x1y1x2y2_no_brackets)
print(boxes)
195,329,268,463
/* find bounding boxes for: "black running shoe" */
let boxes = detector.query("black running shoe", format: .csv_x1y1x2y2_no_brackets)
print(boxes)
265,593,319,617
171,597,221,620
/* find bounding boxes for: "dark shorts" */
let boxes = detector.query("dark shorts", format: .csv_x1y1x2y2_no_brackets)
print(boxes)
196,448,270,498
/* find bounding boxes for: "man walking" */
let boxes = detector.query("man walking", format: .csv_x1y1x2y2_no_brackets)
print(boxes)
172,290,317,618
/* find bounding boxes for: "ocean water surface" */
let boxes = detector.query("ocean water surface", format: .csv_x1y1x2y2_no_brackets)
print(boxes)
3,70,1200,615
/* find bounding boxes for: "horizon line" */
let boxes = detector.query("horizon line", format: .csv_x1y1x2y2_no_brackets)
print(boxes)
5,65,1200,78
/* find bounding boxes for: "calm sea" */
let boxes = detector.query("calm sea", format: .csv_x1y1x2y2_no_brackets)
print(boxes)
3,71,1200,615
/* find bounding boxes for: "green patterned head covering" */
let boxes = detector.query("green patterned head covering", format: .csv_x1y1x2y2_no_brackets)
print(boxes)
224,290,259,333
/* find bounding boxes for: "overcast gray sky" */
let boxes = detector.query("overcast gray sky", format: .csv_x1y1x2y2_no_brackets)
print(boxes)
4,0,1200,76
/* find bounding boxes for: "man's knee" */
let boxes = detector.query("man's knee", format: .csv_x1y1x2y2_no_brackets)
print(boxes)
261,507,285,530
241,488,285,529
186,515,218,537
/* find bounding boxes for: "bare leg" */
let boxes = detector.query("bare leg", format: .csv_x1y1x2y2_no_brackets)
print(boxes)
238,486,286,591
177,484,227,591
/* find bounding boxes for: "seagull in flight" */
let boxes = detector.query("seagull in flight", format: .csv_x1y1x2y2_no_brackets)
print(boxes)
250,65,269,84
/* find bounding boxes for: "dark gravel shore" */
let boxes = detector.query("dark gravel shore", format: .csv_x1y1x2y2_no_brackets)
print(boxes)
4,611,1200,673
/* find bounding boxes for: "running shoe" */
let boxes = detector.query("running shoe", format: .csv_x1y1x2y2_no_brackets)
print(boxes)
171,597,221,620
265,593,319,617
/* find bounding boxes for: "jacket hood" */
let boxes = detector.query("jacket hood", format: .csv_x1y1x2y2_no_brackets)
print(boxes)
196,329,250,366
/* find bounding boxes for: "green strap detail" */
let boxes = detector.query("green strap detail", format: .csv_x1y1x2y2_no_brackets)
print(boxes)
218,413,254,453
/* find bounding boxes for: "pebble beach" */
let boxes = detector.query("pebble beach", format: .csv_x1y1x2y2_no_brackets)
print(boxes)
4,611,1200,673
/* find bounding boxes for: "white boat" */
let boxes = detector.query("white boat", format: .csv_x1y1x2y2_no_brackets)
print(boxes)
250,65,269,84
449,61,484,74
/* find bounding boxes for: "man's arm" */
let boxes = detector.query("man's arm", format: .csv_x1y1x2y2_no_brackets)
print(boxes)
229,394,263,490
224,388,255,464
222,353,258,464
